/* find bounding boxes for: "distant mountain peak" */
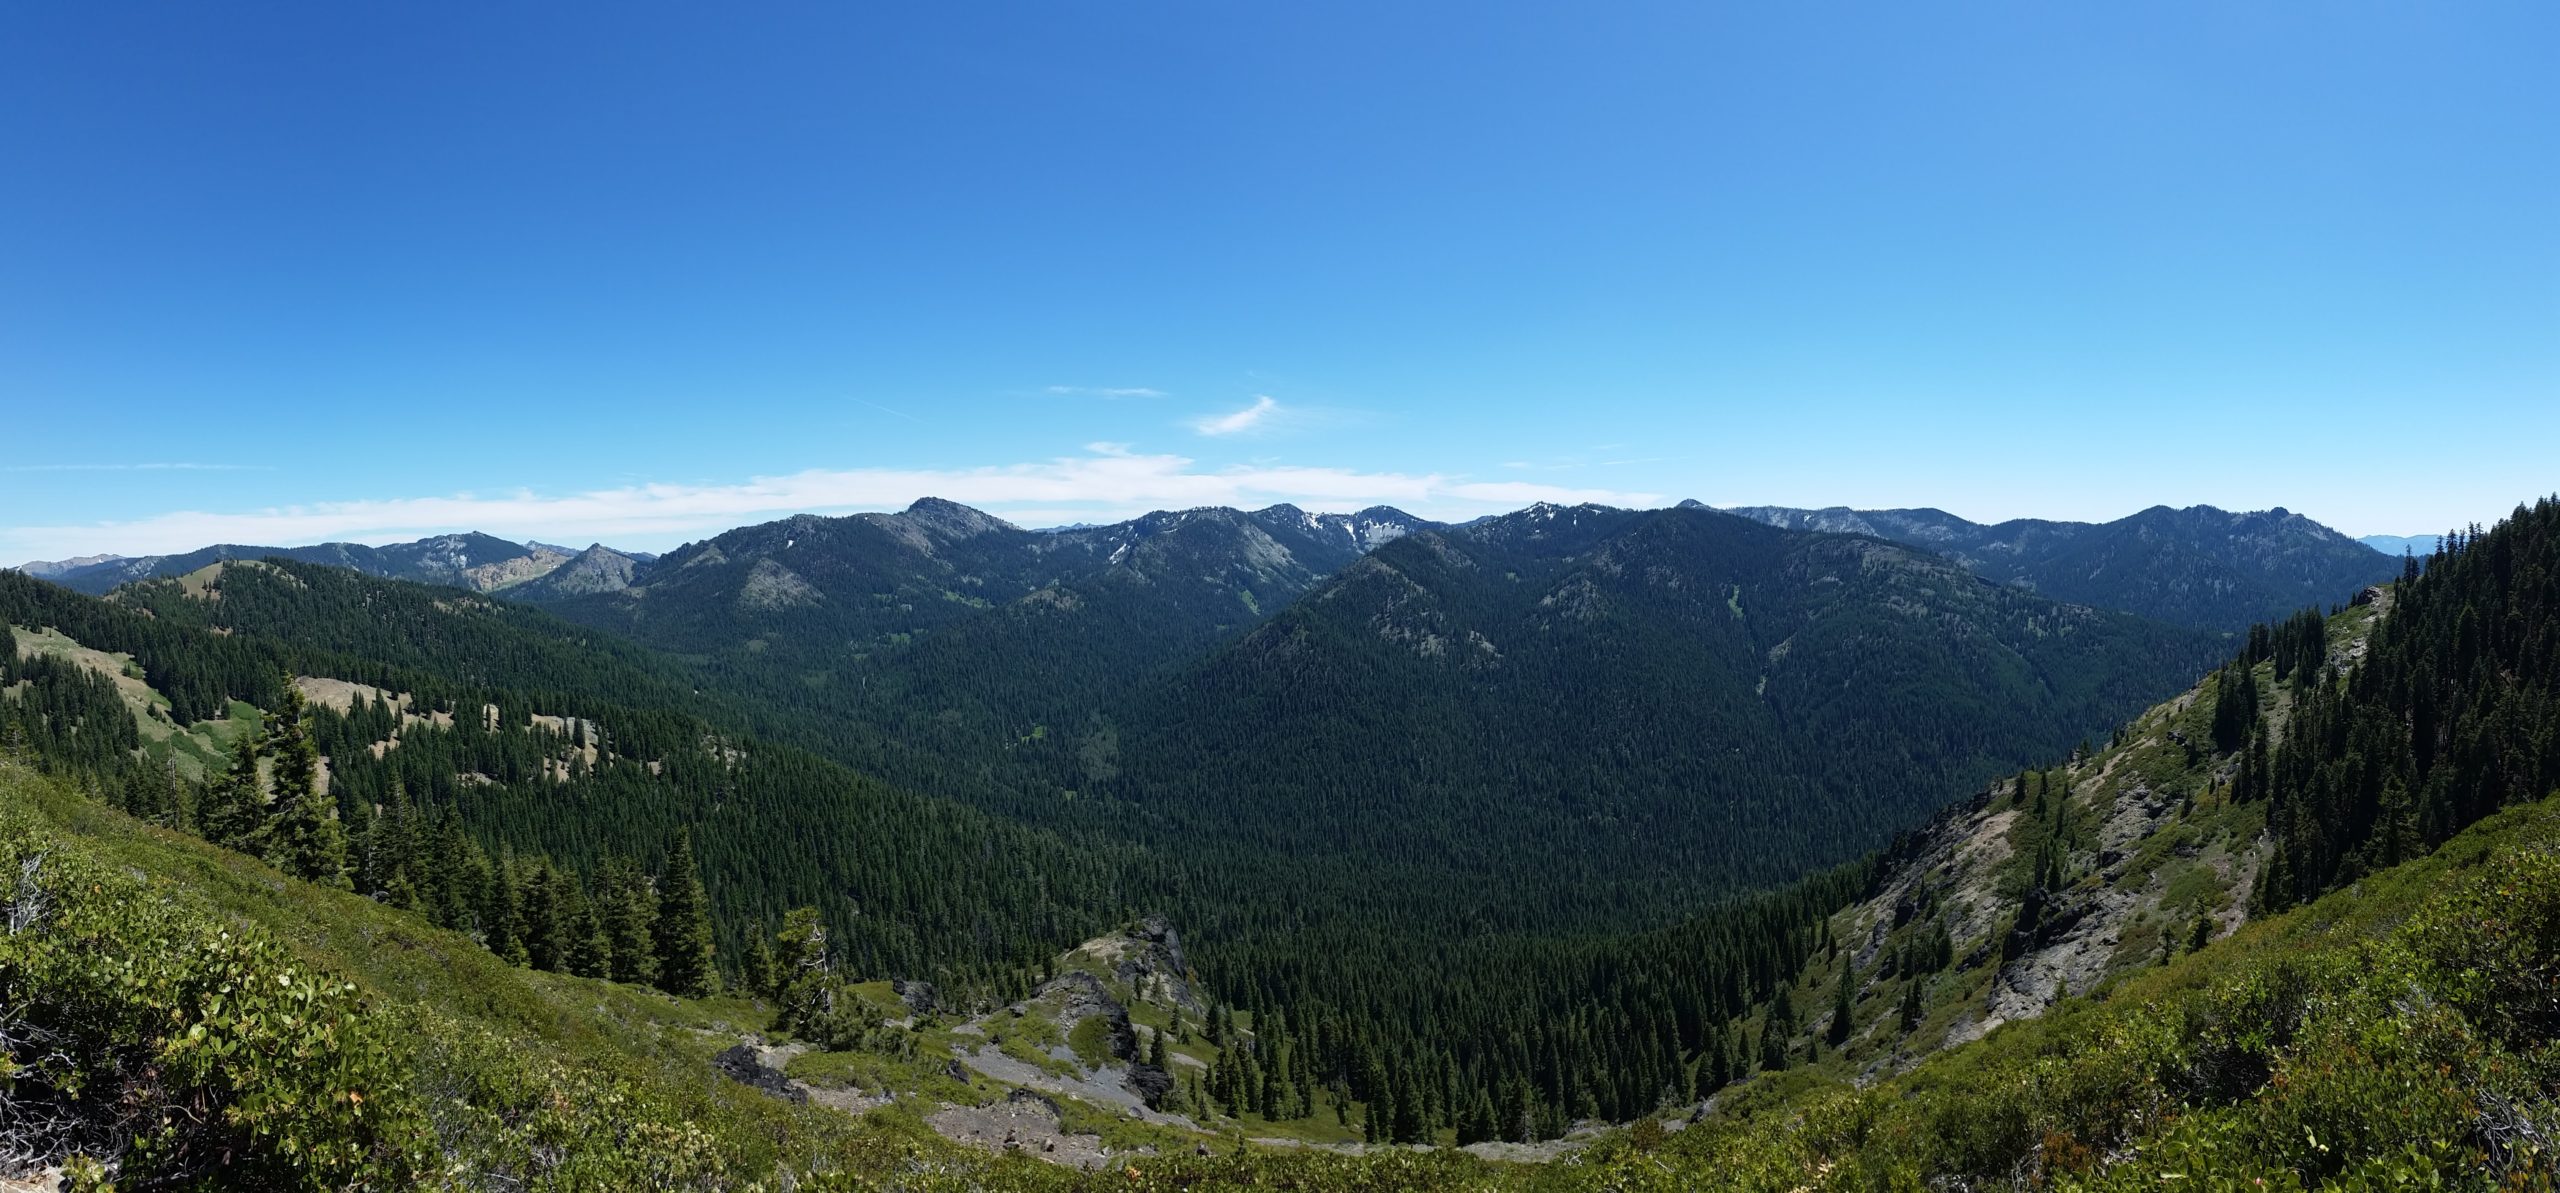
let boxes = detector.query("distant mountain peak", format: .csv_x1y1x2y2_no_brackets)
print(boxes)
14,533,615,596
1724,502,2395,631
2358,533,2444,556
900,496,1018,538
11,553,129,578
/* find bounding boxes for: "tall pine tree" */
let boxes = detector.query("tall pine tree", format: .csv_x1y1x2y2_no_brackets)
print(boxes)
259,678,348,887
198,735,266,850
597,855,658,987
652,834,717,997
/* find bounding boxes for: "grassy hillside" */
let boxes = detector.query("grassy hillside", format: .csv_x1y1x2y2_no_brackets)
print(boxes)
0,759,929,1188
0,757,1524,1189
13,746,2557,1189
1537,786,2560,1190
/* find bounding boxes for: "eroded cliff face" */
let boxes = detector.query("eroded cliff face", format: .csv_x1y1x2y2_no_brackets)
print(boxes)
1827,594,2388,1070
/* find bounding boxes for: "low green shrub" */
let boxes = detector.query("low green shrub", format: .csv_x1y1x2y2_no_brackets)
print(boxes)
0,810,424,1189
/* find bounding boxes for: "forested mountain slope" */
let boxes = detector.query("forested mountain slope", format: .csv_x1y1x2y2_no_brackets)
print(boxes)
16,532,622,596
1574,788,2560,1189
1725,501,2398,631
1095,503,2223,933
520,499,1436,803
528,498,1429,657
0,504,2223,1154
1584,497,2560,1187
0,550,1876,1139
0,564,1142,985
11,497,2560,1187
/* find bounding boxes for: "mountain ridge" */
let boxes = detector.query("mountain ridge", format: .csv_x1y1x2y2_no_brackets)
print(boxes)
1723,501,2396,631
1088,502,2226,938
11,532,650,596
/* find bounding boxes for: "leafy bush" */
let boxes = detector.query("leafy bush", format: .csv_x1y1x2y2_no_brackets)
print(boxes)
0,810,424,1189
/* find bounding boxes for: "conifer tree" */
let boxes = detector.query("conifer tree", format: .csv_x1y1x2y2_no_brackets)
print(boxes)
259,680,348,887
1391,1069,1425,1143
122,758,183,828
198,736,266,850
739,920,774,997
1458,1088,1498,1145
652,834,717,997
361,779,419,909
565,878,612,979
774,907,833,1035
1242,1049,1268,1118
1702,1024,1732,1091
1826,966,1856,1046
484,854,526,965
1897,977,1924,1034
423,811,476,931
597,855,658,986
519,862,564,972
1505,1081,1536,1144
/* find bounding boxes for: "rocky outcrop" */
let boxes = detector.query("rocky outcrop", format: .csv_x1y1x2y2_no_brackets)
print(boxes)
892,978,939,1014
712,1043,807,1103
1033,971,1137,1062
1125,1062,1175,1109
505,544,643,599
1106,916,1205,1015
736,559,822,611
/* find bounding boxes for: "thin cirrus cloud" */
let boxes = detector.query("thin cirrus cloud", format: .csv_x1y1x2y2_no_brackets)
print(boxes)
1,446,1668,561
1043,385,1166,398
1190,395,1281,437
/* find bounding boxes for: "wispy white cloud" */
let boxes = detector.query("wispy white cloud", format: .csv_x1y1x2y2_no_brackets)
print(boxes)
1191,395,1280,437
850,398,922,423
1,448,1668,560
1044,385,1166,398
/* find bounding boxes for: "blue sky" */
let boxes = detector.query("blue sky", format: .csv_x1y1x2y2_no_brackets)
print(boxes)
4,2,2552,561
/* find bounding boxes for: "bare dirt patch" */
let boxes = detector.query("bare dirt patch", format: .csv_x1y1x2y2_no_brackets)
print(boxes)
927,1091,1114,1169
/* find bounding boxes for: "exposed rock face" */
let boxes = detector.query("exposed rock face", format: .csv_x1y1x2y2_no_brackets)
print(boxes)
1108,915,1205,1016
712,1043,807,1103
877,497,1020,547
1125,1062,1175,1109
462,546,573,592
892,978,939,1014
1824,598,2399,1065
507,544,643,599
1032,971,1137,1062
737,559,822,611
